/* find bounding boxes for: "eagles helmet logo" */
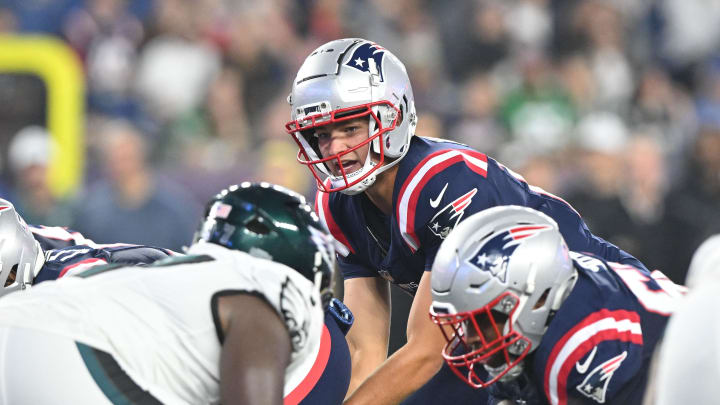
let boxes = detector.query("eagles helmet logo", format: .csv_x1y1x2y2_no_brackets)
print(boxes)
345,42,386,82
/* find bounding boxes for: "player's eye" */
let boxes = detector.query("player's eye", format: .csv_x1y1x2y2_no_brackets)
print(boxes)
343,126,362,135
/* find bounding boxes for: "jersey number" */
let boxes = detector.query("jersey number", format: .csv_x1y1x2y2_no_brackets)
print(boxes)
608,263,686,316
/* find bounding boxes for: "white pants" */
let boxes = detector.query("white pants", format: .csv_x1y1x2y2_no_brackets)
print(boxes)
0,327,114,405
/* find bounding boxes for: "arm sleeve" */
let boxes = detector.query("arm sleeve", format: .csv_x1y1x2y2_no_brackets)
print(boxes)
560,339,645,405
30,225,98,250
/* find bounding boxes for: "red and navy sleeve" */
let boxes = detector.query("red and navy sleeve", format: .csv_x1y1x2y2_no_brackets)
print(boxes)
395,148,491,270
539,310,644,405
29,225,98,251
532,254,675,405
36,244,174,283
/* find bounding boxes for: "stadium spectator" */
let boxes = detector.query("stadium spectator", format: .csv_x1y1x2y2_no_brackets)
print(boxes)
72,119,200,250
7,126,74,227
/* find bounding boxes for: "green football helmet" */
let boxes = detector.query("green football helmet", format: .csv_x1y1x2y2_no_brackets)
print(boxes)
195,182,336,306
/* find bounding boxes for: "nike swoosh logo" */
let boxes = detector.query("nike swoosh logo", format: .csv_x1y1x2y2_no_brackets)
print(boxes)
576,346,598,374
430,183,449,208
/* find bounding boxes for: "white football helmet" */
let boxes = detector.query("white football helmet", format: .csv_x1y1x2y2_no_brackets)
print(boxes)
285,38,418,195
429,206,577,388
0,198,44,297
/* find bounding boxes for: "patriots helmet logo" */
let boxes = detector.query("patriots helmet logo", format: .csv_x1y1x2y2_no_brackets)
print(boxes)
345,42,386,81
428,188,478,240
467,223,555,283
576,351,628,403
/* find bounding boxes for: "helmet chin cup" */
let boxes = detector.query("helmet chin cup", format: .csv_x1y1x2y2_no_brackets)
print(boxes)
338,172,376,195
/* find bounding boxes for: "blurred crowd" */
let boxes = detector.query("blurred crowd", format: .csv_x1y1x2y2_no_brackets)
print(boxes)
0,0,718,283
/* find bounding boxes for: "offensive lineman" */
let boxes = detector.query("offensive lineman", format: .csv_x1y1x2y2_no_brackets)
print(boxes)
0,183,351,404
429,206,684,404
285,38,648,404
0,197,175,296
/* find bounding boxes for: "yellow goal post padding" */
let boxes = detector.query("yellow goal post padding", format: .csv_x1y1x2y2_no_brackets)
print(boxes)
0,34,85,198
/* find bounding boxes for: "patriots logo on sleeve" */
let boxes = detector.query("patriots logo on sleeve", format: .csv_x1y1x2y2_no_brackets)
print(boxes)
467,224,553,283
427,188,477,239
576,351,628,403
345,42,386,81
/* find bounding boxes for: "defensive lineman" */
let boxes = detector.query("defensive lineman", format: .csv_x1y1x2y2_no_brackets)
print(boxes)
0,183,351,404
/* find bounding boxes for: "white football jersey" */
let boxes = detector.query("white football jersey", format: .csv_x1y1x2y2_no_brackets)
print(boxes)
0,242,324,405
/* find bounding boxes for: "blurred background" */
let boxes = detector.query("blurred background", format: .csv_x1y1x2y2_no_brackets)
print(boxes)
1,0,718,349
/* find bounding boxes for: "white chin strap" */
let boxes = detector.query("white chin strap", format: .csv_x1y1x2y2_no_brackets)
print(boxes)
334,137,379,195
339,172,376,195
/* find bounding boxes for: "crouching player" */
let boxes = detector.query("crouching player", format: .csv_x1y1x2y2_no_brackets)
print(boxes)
429,206,684,405
0,183,351,404
0,197,176,297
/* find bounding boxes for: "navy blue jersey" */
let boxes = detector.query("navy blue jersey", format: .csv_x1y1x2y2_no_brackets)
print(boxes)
29,225,98,251
317,137,647,295
294,298,353,404
36,244,177,283
510,252,684,405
